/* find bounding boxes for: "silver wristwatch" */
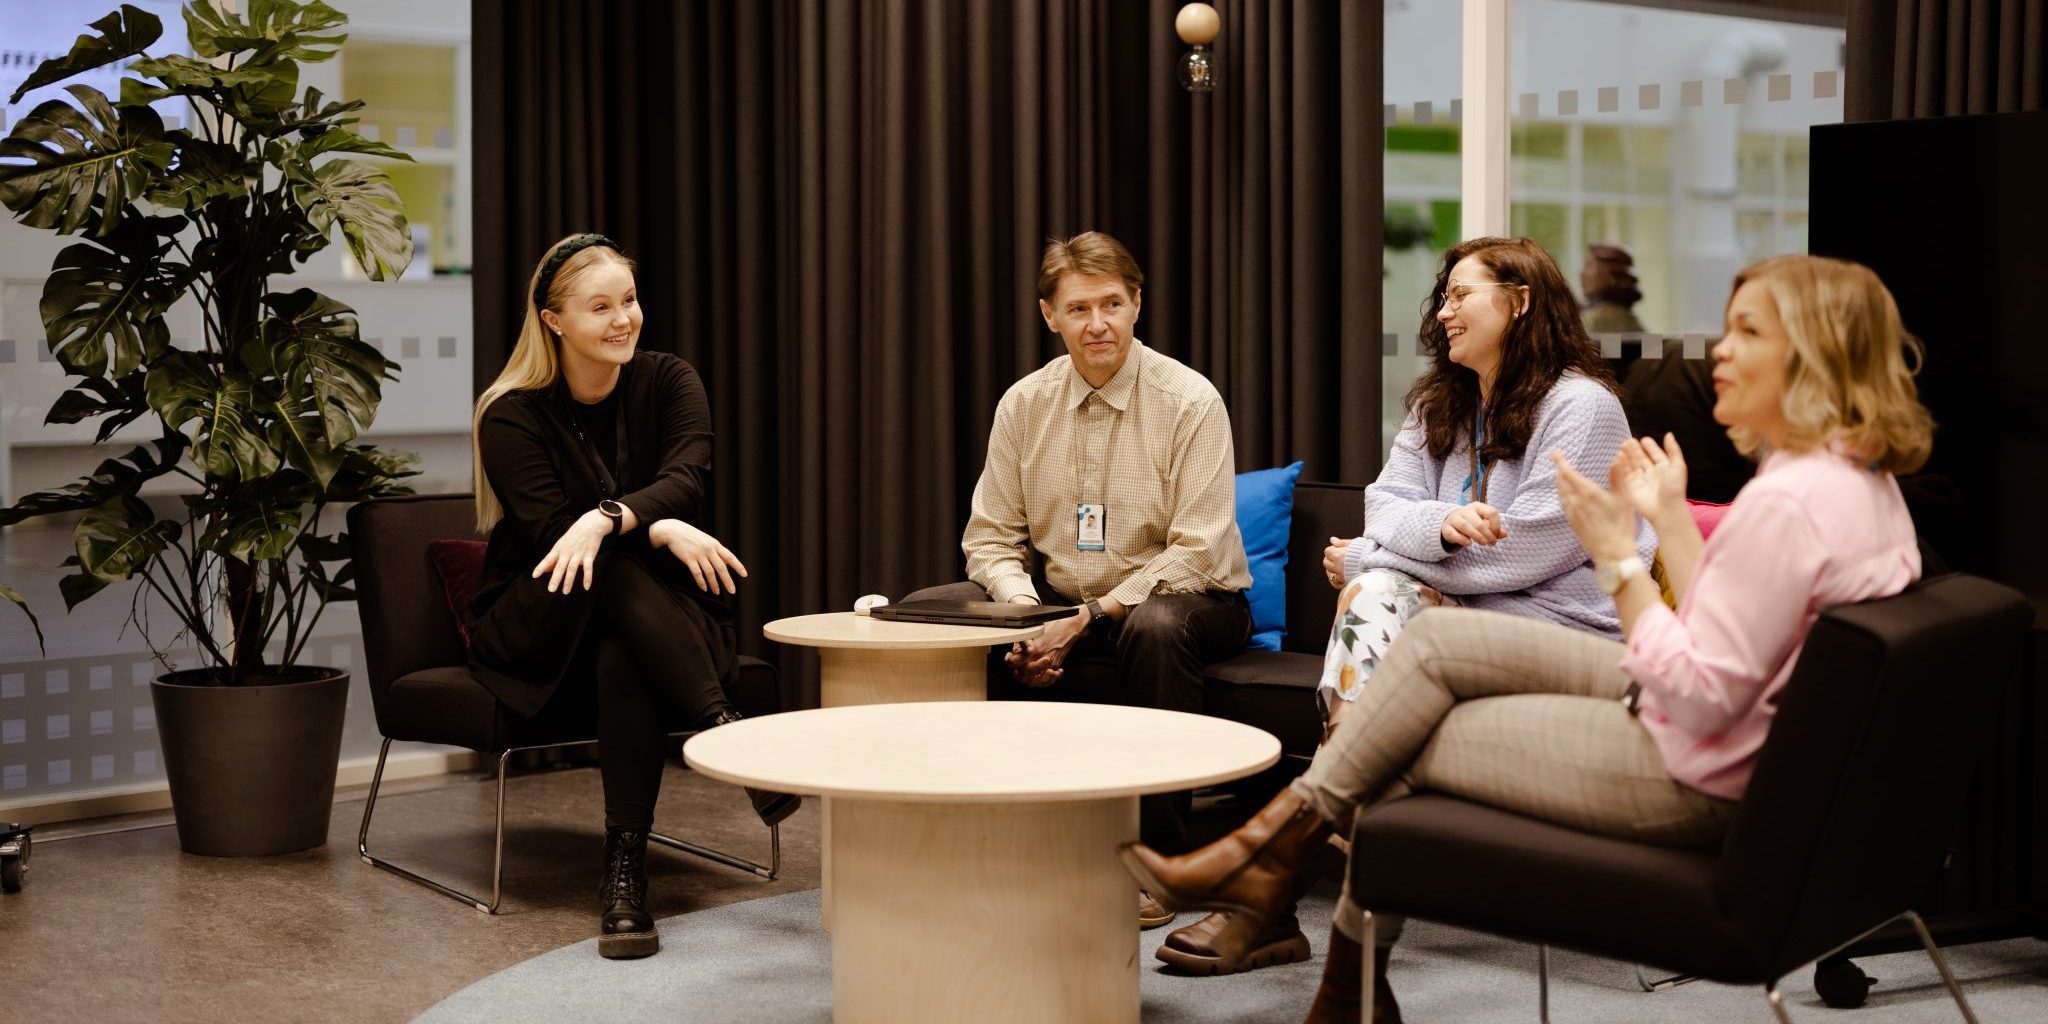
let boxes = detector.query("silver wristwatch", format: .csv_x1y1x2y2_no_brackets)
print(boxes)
1594,555,1646,596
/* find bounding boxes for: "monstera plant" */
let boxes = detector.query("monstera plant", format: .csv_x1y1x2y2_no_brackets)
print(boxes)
0,0,417,679
0,1,419,854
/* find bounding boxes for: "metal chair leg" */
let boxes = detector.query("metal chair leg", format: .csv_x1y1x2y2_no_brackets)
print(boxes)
1633,962,1700,991
1904,909,1981,1024
358,737,781,913
1361,911,1376,1024
1538,944,1551,1024
1764,982,1795,1024
358,738,507,913
650,821,781,880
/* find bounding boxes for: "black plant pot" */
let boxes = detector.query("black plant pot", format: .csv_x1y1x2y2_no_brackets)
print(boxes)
151,668,350,857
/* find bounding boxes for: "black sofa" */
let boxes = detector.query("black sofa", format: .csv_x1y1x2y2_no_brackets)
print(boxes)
1201,480,1365,761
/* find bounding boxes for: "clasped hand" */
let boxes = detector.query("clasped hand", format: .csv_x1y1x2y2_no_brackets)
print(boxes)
1441,501,1506,548
1006,605,1089,687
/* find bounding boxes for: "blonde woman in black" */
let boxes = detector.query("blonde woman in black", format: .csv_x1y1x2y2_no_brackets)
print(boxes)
467,234,794,959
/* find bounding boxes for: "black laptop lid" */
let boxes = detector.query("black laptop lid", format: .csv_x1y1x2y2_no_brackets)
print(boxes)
869,600,1076,627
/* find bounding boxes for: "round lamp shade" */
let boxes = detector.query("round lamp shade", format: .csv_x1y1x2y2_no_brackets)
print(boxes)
1175,3,1221,46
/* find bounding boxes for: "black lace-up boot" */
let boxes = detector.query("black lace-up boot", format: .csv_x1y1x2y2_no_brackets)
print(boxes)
708,709,802,827
598,827,658,959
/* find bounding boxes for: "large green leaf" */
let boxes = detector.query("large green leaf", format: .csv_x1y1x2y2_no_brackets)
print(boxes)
129,54,300,117
0,434,187,528
45,369,153,442
0,85,175,236
7,5,164,105
145,136,250,211
273,88,409,161
145,354,278,481
290,159,411,280
323,444,420,503
1,582,48,653
65,496,181,610
127,54,274,91
253,288,392,447
196,499,302,563
39,216,186,376
187,0,348,65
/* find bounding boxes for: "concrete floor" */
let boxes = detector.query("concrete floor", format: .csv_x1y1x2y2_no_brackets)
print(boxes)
1,762,820,1023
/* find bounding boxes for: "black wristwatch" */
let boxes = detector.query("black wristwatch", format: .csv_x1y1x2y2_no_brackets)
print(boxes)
597,498,625,535
1084,598,1107,630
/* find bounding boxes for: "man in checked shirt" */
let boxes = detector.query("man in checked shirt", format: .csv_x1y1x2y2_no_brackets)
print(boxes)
907,231,1253,930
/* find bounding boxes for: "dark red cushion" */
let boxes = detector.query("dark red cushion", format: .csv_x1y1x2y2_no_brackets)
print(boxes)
427,539,488,648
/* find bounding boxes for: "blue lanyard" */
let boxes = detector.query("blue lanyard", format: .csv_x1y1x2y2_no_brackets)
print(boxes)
1460,408,1488,502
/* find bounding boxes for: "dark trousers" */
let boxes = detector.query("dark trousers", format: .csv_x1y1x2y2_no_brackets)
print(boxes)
904,577,1252,853
585,557,738,830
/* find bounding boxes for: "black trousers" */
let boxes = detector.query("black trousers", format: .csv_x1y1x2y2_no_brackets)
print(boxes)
582,556,738,830
904,577,1252,853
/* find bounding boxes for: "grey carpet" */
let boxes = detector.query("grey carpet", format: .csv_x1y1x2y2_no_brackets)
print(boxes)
414,880,2048,1023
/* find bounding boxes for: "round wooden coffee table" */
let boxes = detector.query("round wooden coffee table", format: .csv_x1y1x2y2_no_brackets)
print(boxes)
686,701,1281,1024
763,612,1045,707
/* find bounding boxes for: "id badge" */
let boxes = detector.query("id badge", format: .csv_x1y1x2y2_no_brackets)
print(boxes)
1076,502,1107,551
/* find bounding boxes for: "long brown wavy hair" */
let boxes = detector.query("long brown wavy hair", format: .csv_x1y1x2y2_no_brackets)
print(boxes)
1404,237,1617,461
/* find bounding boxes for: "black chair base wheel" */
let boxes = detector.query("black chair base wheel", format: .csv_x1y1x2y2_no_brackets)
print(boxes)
1814,955,1875,1008
0,822,30,894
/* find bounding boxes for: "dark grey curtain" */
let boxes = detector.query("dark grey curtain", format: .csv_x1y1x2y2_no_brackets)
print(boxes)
1847,0,2047,119
474,0,1382,707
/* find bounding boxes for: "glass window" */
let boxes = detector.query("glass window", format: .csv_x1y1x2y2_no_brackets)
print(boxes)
1509,0,1846,341
1382,0,1462,451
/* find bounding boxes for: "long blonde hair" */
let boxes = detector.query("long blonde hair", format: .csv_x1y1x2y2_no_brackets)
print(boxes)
1725,255,1933,475
471,236,638,533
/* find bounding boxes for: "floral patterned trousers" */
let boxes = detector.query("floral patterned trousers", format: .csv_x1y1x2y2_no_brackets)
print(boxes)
1316,568,1452,727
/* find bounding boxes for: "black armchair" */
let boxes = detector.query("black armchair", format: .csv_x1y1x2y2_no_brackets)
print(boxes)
1346,572,2031,1021
348,494,780,913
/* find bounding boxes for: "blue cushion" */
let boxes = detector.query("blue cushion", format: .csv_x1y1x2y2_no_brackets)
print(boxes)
1236,462,1304,650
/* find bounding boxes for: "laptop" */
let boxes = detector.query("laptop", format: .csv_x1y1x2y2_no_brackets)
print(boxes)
869,599,1079,628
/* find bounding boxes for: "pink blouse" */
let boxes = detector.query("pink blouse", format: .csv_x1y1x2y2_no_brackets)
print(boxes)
1620,446,1921,800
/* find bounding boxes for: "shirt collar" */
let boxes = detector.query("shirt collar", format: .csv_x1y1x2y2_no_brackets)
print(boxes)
1064,340,1145,411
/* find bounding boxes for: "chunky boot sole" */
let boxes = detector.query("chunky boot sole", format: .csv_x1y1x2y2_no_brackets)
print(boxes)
598,928,660,959
1156,928,1311,975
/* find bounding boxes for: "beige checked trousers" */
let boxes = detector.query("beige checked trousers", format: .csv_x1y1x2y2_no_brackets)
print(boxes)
1291,606,1738,945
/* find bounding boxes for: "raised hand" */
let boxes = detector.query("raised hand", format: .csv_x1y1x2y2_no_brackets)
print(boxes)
1552,451,1639,564
1609,433,1689,522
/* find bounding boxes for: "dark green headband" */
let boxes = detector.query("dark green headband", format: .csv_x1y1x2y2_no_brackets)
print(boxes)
533,233,621,312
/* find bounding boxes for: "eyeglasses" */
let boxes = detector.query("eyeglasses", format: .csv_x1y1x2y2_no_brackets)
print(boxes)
1440,281,1523,311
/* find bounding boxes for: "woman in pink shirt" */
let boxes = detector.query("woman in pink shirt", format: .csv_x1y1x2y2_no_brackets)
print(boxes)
1118,255,1933,1024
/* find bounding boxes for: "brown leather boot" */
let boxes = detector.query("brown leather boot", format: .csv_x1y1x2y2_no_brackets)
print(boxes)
1117,787,1331,963
1157,909,1311,975
1303,925,1400,1024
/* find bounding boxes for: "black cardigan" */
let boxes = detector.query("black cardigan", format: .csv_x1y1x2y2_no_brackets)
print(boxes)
466,350,731,716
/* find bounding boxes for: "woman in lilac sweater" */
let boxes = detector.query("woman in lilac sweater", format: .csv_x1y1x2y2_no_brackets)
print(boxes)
1121,255,1933,1023
1317,238,1654,732
1160,237,1653,977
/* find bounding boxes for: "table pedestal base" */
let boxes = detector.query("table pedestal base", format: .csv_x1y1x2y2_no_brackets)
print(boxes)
827,795,1140,1024
818,646,992,707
